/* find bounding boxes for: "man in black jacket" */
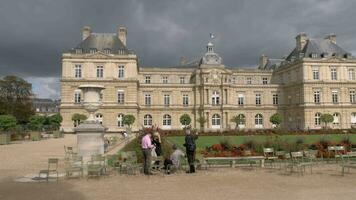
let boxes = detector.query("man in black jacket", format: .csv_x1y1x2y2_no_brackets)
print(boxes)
183,127,198,173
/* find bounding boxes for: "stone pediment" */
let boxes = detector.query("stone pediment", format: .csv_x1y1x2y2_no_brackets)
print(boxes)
85,52,112,59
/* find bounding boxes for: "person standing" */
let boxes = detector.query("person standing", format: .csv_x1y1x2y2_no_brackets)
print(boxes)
141,132,154,175
183,128,198,173
152,131,162,156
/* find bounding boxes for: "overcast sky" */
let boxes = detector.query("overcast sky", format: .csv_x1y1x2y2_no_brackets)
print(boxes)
1,0,356,99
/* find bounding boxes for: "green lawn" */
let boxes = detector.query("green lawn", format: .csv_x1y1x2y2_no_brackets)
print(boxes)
167,134,356,150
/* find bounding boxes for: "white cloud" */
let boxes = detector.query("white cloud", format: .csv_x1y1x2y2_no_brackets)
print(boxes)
26,77,60,99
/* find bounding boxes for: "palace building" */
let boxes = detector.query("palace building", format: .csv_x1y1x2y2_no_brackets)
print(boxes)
60,26,356,132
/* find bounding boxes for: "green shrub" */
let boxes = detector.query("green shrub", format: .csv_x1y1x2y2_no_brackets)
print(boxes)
0,115,17,132
28,115,46,131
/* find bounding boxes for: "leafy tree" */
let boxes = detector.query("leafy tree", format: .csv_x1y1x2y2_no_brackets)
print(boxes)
270,113,283,128
0,76,34,123
197,116,206,128
231,114,245,129
180,114,191,127
71,113,87,127
28,115,46,131
123,114,135,127
320,113,334,128
48,114,63,130
0,115,17,132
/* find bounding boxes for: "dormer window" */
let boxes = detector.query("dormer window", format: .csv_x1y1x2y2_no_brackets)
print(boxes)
75,48,82,54
104,49,111,54
310,53,318,58
344,53,351,59
90,48,97,54
321,52,328,58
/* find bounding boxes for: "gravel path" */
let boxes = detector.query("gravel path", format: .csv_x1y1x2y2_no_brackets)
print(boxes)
1,135,356,200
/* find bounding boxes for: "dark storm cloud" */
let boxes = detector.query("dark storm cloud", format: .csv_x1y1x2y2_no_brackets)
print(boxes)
1,0,356,98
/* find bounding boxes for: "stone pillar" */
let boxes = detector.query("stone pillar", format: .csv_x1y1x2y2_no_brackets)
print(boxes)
75,122,106,162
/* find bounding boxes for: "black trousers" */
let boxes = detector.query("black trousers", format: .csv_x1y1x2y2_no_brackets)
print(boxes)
186,150,196,173
142,149,151,174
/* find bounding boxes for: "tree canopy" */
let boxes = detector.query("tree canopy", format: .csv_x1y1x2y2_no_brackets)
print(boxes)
0,76,34,123
0,115,17,132
180,114,191,127
320,113,334,128
123,115,135,127
270,113,283,127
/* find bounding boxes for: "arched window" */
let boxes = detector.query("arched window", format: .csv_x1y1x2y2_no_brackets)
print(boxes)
237,114,246,125
333,113,340,125
212,114,221,129
212,91,220,105
255,114,263,128
163,114,171,126
95,113,103,124
314,113,321,126
144,114,152,127
117,114,124,127
351,113,356,125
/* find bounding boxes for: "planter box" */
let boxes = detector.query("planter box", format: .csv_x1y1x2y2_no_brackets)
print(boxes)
53,131,64,138
0,134,11,145
30,131,41,141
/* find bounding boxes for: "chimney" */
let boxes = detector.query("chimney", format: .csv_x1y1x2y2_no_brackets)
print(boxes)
118,26,127,46
82,26,92,41
296,33,308,51
325,34,336,44
259,54,268,68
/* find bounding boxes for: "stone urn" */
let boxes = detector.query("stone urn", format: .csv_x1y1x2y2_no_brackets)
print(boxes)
75,85,106,162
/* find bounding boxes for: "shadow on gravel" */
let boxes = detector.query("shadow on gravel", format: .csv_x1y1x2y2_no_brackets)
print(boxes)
0,179,86,200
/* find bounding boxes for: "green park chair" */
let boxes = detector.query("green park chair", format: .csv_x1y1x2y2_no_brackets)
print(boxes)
87,154,106,178
38,158,59,182
263,148,278,168
65,155,83,178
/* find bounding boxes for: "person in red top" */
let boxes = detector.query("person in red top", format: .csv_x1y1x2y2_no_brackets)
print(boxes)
141,132,154,175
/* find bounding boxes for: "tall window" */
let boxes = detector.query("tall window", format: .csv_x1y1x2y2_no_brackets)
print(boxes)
143,114,152,127
212,91,220,105
162,76,168,84
238,94,244,105
351,113,356,125
145,76,151,84
273,94,279,105
163,114,171,126
182,94,189,107
117,90,125,104
117,114,124,127
331,68,337,80
255,114,263,128
349,69,355,80
95,114,103,124
350,90,356,103
315,113,321,126
314,91,320,103
97,66,104,78
333,113,340,125
262,77,268,85
180,76,185,84
212,114,221,127
118,65,125,78
74,90,81,103
144,94,151,106
74,65,82,78
255,93,261,105
164,94,170,106
332,91,338,104
246,77,252,84
312,69,319,80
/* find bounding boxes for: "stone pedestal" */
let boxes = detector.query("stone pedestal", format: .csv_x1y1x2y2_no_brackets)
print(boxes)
75,121,106,162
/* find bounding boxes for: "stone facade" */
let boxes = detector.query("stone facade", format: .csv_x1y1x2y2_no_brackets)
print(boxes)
60,27,356,132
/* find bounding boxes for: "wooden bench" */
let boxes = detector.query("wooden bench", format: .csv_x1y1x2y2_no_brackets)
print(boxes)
203,156,265,168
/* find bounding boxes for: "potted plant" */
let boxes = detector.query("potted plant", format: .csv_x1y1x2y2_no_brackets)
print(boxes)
320,113,334,129
123,114,135,135
0,115,17,145
270,113,283,128
28,115,45,141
